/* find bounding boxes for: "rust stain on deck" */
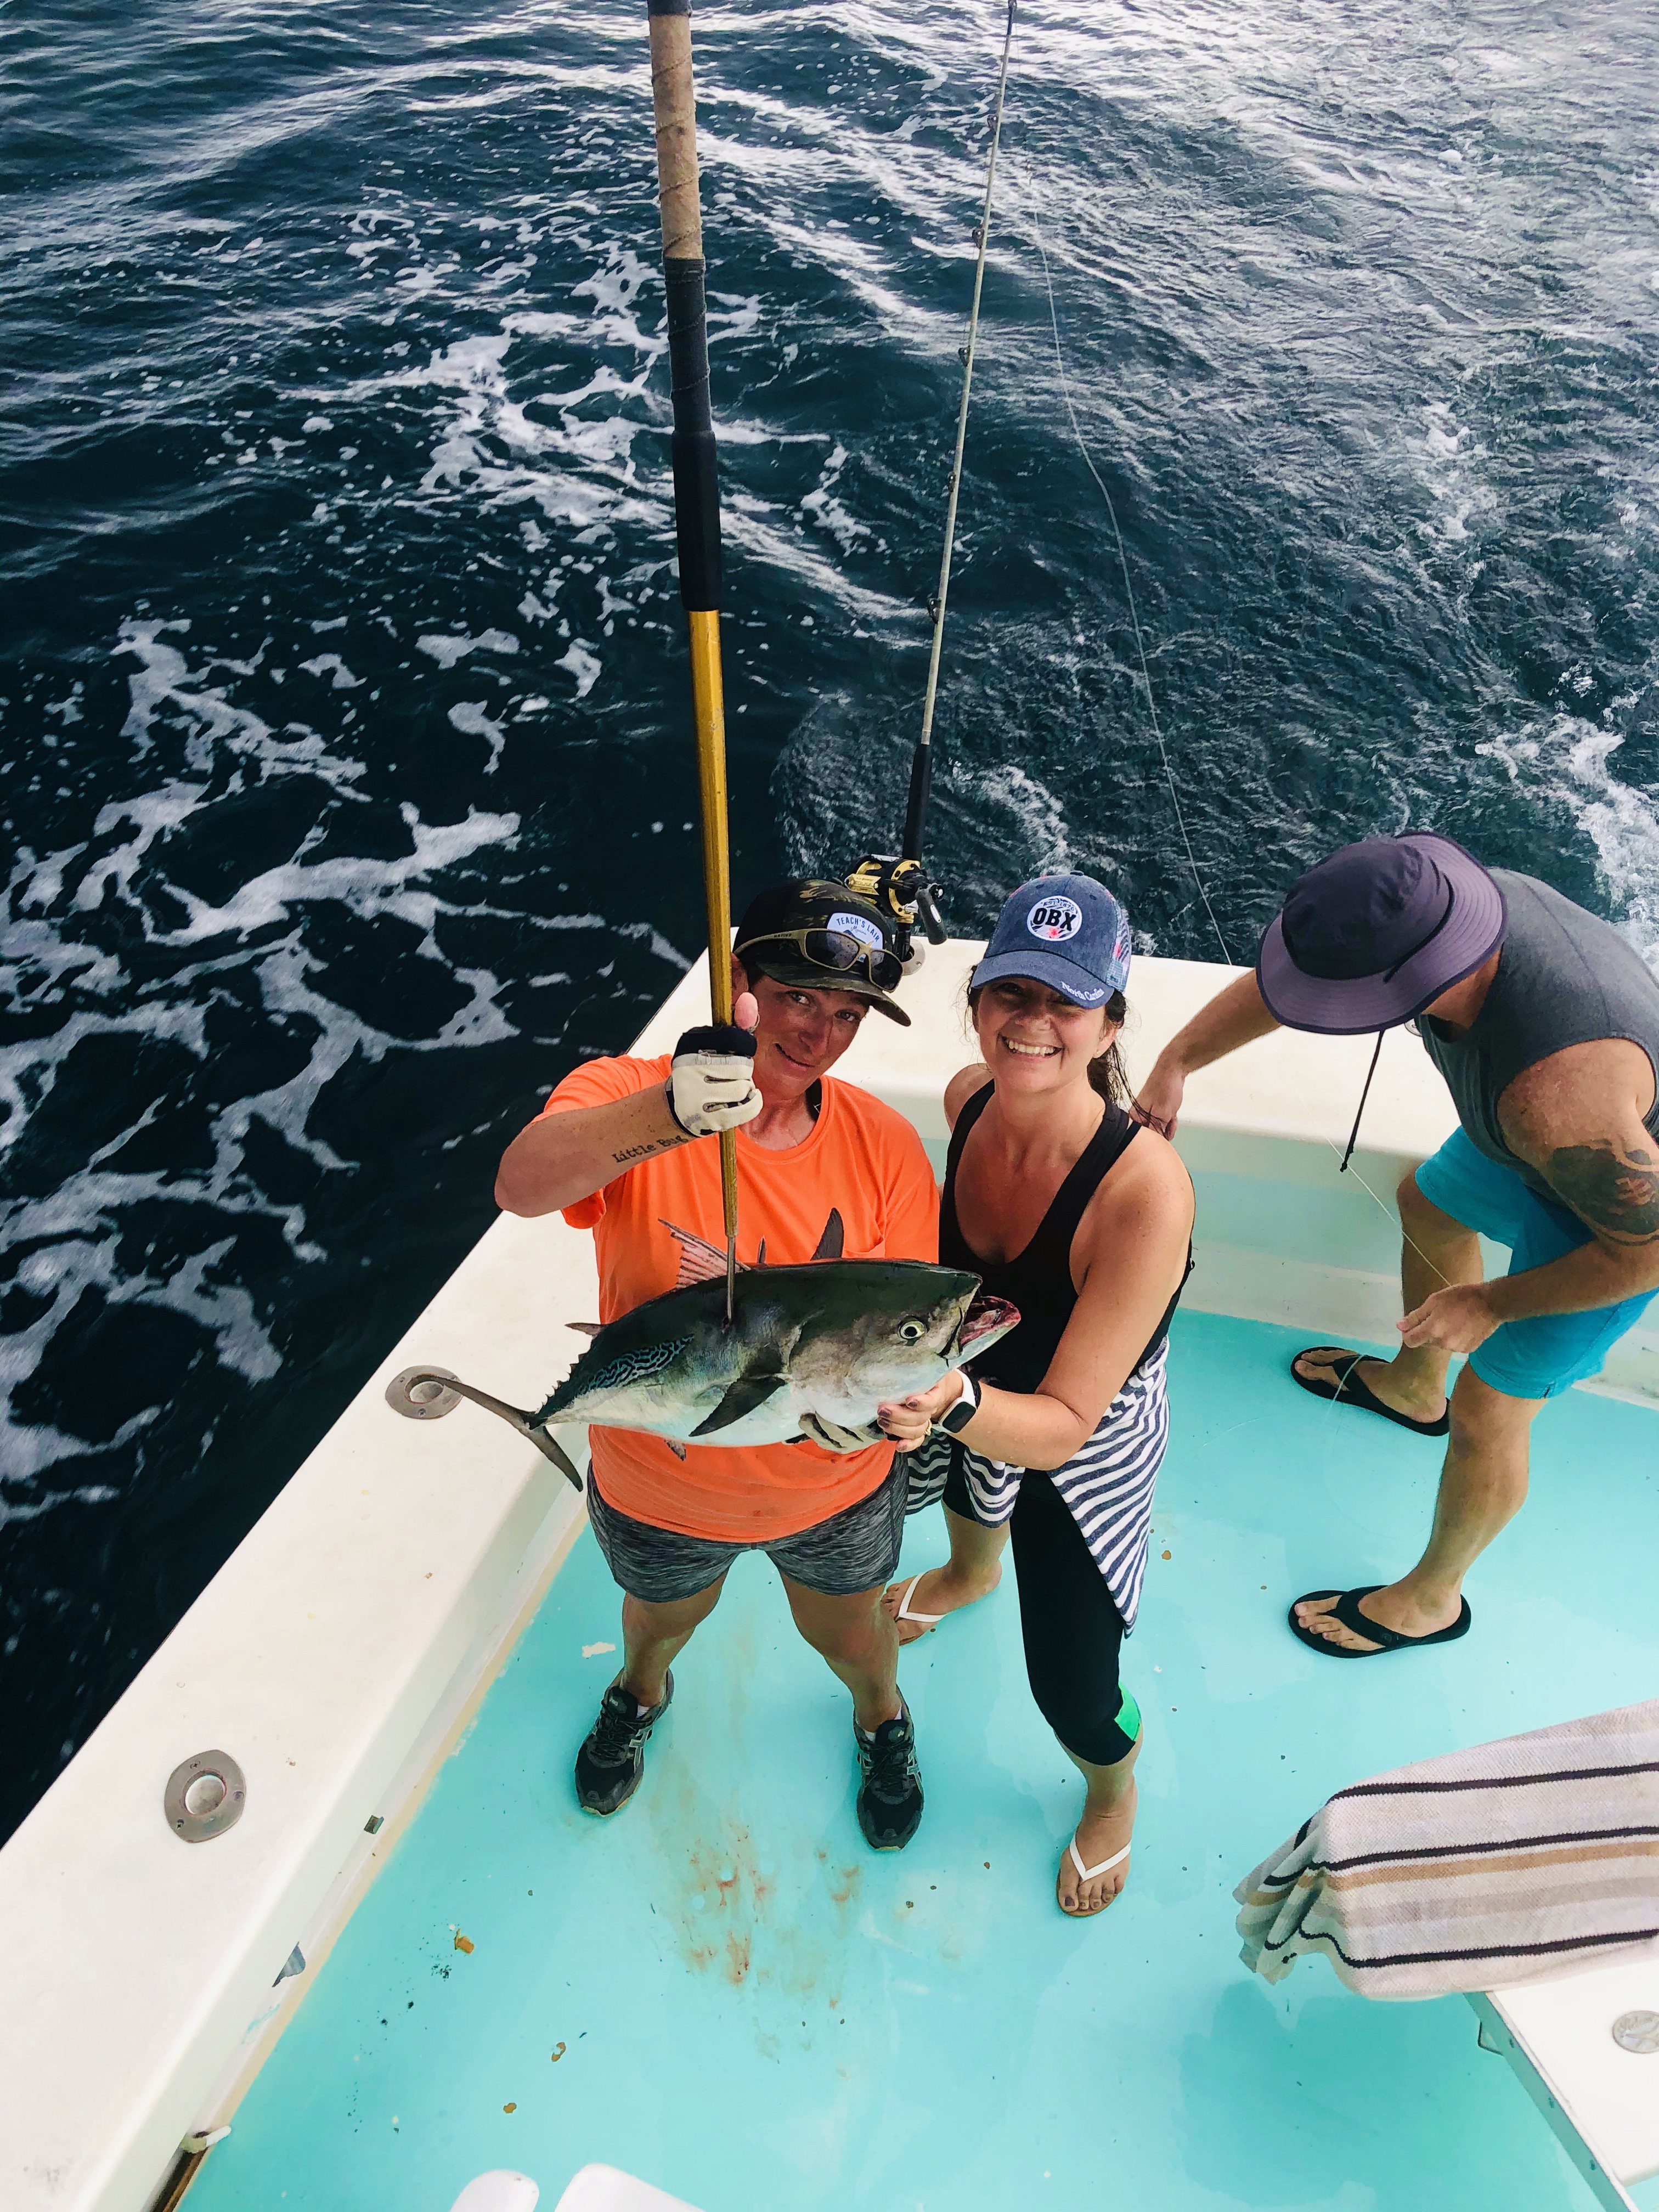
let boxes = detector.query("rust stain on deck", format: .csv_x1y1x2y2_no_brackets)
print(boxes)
649,1768,833,2001
827,1863,861,1909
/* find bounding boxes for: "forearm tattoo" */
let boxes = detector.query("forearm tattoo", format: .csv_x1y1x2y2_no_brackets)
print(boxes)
610,1135,682,1166
1545,1140,1659,1244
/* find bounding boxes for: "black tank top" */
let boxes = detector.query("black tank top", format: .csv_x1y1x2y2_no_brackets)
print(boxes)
939,1084,1188,1395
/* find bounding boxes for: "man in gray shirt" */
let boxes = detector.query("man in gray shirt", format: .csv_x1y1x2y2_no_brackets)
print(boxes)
1134,832,1659,1658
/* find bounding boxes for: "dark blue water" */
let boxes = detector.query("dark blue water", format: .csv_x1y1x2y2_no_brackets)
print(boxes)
3,0,1656,1841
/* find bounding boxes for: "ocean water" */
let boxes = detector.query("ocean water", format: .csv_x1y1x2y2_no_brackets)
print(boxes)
1,0,1656,1841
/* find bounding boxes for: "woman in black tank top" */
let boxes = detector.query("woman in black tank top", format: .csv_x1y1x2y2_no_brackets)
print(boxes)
876,874,1194,1918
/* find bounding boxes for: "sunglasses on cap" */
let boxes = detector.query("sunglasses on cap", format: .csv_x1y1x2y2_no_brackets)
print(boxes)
737,925,904,995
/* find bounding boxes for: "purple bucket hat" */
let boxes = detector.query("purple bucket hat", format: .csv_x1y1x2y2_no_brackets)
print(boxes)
1256,833,1507,1035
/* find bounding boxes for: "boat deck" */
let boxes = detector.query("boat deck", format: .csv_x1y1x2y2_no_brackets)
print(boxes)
188,1313,1659,2212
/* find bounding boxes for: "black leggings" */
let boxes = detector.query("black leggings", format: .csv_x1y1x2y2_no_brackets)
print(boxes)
943,1452,1140,1767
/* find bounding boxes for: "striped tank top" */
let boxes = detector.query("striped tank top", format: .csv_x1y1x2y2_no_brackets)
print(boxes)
907,1084,1186,1630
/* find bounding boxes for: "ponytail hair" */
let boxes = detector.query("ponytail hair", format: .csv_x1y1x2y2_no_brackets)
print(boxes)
966,983,1130,1105
1087,991,1130,1103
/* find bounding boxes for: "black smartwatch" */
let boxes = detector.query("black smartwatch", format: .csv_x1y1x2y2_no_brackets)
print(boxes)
937,1373,979,1436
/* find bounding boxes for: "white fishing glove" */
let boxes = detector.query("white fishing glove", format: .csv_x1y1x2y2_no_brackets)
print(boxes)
667,1023,760,1138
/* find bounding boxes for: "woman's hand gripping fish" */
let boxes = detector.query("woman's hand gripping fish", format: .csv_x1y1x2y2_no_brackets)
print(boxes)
399,1212,1018,1492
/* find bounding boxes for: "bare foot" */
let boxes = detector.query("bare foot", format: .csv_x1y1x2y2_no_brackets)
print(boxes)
882,1564,1002,1646
1294,1345,1447,1425
1293,1583,1463,1653
1057,1780,1136,1916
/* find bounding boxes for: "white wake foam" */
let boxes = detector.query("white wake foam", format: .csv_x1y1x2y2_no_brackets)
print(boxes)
1480,713,1659,967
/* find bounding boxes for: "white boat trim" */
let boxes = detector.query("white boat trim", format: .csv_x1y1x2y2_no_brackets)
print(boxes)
1469,1985,1656,2210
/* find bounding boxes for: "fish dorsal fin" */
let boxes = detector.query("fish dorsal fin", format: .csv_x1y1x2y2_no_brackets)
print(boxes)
690,1369,787,1439
659,1215,830,1283
566,1322,602,1338
659,1217,752,1289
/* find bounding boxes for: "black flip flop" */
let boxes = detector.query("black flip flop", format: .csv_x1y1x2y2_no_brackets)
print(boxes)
1291,1348,1449,1438
1288,1585,1472,1658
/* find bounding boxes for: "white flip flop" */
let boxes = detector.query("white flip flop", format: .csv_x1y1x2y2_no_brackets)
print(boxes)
894,1573,947,1633
1067,1837,1131,1884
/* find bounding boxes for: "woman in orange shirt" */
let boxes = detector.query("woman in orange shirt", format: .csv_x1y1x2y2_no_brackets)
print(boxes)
496,880,938,1852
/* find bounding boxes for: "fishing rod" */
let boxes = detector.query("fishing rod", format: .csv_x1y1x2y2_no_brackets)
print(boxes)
848,0,1017,959
646,0,740,1322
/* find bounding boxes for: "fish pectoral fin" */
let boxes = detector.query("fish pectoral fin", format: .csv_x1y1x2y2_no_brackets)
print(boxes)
811,1207,844,1261
690,1370,788,1439
798,1410,882,1453
565,1322,602,1338
665,1438,687,1462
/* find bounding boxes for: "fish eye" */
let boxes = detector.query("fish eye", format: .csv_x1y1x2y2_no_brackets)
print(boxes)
899,1319,926,1341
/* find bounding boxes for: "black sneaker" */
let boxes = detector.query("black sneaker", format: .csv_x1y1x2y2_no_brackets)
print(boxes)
574,1673,674,1816
855,1699,923,1850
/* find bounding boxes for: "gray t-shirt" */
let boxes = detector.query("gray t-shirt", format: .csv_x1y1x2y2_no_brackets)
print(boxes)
1417,870,1659,1201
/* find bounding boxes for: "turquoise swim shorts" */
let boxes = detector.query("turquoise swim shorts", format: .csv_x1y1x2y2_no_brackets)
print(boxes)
1412,1126,1655,1401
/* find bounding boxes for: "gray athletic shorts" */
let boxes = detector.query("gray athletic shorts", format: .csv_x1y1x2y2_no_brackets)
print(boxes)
585,1460,907,1605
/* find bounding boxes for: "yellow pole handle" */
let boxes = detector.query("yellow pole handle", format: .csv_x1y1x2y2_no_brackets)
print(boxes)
688,608,740,1271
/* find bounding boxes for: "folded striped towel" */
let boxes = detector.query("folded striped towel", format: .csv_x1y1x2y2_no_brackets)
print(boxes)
1234,1698,1659,1999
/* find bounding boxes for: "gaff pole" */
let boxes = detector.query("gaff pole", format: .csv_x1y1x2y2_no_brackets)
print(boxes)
646,0,740,1321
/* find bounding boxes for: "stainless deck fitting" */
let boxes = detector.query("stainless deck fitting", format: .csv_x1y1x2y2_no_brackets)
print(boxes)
386,1365,462,1418
1611,2010,1659,2055
163,1751,246,1843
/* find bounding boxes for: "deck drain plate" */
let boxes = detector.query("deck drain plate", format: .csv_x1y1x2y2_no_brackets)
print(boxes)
1612,2010,1659,2055
386,1366,461,1419
165,1750,246,1843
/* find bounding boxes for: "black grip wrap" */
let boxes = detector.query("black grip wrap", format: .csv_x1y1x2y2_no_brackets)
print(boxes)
664,256,722,612
902,743,933,861
647,0,691,13
674,1024,757,1059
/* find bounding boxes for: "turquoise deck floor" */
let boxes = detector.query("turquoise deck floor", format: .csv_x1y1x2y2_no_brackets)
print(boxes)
194,1314,1659,2212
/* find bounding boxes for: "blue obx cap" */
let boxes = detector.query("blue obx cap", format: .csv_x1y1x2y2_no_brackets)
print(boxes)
970,873,1132,1007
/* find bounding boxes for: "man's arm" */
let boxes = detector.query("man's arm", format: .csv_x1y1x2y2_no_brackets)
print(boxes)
1132,972,1279,1133
1400,1038,1659,1353
494,1083,691,1218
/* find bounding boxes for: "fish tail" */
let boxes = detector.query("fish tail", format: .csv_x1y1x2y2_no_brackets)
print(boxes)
535,1427,584,1492
433,1374,584,1493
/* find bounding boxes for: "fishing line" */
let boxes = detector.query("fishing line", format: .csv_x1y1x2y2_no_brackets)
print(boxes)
1030,210,1234,970
1027,194,1454,1322
1035,203,1460,1291
906,0,1018,861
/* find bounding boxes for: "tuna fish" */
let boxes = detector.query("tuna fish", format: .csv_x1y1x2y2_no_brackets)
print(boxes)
400,1211,1017,1492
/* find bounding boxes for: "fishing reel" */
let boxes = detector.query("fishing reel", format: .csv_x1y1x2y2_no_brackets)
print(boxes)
845,854,948,976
